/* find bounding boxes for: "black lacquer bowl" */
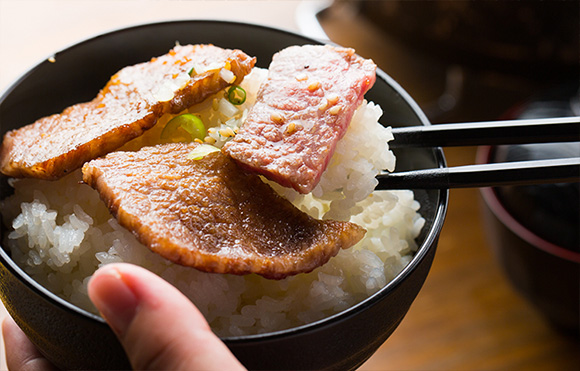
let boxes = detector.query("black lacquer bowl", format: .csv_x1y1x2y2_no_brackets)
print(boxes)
0,21,448,370
478,143,580,334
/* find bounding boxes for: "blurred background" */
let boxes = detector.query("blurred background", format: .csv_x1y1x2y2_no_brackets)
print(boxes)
0,0,579,369
314,2,580,370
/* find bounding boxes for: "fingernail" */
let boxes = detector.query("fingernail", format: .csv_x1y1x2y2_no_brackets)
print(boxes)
89,266,139,336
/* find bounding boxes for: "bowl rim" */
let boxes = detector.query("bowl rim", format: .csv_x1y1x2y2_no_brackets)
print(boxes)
0,19,449,341
476,145,580,264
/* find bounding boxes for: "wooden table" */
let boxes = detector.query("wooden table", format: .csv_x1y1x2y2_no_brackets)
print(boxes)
1,1,578,370
359,146,580,371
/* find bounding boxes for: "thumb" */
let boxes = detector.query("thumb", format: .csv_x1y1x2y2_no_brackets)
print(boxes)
88,263,245,371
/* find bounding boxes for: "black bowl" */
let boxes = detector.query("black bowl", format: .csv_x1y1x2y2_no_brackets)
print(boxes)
478,144,580,334
0,20,448,370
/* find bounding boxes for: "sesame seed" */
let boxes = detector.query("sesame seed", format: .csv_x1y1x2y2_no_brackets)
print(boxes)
328,105,342,115
219,127,235,137
204,136,216,144
327,93,339,105
295,73,308,81
308,81,321,91
194,138,204,144
318,98,328,111
271,112,284,123
286,122,297,135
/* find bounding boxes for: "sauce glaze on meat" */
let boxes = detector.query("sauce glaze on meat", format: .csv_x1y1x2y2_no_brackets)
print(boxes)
82,143,366,279
0,44,255,180
222,45,376,194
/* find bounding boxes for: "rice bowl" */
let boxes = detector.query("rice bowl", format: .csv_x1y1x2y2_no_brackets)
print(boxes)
0,20,447,370
1,66,424,337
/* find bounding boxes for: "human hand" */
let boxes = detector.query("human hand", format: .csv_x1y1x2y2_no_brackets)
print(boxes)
2,316,58,371
2,263,246,370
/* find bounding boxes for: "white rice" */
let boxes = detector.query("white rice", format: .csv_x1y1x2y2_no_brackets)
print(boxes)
1,68,424,337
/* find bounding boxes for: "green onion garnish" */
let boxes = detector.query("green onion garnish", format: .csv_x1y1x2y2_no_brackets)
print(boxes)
226,85,246,105
187,144,220,160
161,114,206,142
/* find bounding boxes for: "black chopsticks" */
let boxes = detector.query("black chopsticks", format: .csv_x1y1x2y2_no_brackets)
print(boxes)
389,116,580,148
377,117,580,189
376,158,580,189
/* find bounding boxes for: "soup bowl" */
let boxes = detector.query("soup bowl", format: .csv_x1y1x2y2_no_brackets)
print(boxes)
0,20,448,370
478,143,580,334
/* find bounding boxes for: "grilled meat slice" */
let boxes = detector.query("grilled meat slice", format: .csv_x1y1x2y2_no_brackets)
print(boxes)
82,142,366,279
0,44,255,180
222,45,376,194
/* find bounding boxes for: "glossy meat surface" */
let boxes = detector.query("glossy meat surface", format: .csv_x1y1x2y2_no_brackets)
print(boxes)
82,143,366,279
0,44,255,179
222,45,376,194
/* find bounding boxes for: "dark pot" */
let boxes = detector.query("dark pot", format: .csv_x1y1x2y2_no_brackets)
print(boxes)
0,21,448,370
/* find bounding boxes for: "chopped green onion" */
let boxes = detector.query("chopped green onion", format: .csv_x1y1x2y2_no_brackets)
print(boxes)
226,85,246,105
188,67,196,76
161,114,206,142
187,144,220,160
